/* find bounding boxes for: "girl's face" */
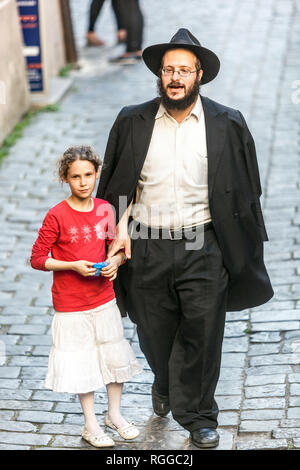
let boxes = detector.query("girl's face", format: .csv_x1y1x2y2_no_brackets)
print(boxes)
64,159,99,201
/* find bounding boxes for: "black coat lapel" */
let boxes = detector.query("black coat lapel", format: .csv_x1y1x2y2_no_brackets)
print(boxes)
201,95,227,199
132,98,160,176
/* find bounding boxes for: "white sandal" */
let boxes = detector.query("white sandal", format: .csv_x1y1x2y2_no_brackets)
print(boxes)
82,426,115,448
105,413,140,440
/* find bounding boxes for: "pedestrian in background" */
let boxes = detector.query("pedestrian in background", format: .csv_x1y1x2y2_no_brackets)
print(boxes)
86,0,127,46
109,0,144,64
31,145,142,448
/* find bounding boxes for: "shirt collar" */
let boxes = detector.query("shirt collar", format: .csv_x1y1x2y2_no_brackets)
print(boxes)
155,95,202,121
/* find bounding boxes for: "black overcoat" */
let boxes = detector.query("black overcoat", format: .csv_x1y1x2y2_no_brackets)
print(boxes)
96,94,274,316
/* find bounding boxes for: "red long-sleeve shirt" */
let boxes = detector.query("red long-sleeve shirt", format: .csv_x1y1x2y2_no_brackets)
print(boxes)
31,198,116,312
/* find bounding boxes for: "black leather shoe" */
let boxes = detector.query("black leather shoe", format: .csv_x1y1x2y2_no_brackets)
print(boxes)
151,384,170,417
190,428,220,448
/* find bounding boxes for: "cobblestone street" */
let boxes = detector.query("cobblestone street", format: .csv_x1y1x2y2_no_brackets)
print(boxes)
1,0,300,451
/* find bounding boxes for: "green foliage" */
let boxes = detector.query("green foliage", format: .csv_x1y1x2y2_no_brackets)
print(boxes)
58,64,74,77
244,328,253,335
38,104,60,113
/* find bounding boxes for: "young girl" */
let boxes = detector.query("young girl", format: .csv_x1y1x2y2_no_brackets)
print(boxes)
31,145,142,448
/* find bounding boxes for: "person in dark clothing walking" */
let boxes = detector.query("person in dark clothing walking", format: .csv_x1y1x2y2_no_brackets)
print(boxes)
86,0,127,47
109,0,144,64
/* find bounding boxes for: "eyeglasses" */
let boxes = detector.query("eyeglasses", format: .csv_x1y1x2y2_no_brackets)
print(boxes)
161,67,200,78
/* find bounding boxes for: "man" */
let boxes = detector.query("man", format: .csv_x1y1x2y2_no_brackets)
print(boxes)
96,29,273,448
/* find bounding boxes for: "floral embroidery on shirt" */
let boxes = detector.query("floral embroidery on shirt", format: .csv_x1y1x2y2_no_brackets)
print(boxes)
69,226,79,243
82,225,92,243
94,222,105,240
68,223,105,243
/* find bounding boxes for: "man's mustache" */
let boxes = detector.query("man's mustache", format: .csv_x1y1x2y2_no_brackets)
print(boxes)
167,82,185,89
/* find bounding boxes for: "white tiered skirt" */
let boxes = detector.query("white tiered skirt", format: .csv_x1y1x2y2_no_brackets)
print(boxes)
45,298,142,393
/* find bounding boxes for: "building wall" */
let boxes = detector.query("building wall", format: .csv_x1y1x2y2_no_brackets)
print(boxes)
0,0,67,146
0,0,30,146
41,0,66,80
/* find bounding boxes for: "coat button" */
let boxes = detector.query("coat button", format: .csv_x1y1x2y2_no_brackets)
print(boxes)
233,212,239,218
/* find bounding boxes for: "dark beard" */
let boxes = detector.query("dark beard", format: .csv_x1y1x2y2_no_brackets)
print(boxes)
157,77,201,110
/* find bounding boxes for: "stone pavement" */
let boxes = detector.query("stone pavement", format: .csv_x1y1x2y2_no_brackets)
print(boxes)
0,0,300,451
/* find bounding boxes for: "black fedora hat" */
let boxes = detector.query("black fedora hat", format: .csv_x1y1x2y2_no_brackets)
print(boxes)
142,28,220,85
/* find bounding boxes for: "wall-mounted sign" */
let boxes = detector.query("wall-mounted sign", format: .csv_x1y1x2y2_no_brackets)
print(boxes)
17,0,44,92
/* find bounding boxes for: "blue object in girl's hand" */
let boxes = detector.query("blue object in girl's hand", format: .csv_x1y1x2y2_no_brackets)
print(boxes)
93,261,109,276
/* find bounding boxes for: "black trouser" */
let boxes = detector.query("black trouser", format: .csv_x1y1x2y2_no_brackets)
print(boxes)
88,0,143,51
88,0,126,32
113,0,143,52
111,0,126,30
88,0,105,32
127,224,229,431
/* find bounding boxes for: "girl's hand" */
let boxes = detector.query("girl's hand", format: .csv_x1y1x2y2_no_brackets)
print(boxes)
71,260,97,277
101,254,124,281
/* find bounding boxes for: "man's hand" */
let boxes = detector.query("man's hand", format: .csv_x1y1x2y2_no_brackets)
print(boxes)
107,200,133,259
107,234,131,259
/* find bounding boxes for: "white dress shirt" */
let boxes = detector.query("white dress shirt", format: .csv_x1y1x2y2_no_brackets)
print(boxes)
132,96,212,229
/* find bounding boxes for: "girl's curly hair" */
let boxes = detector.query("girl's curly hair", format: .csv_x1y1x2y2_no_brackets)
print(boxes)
57,145,101,182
